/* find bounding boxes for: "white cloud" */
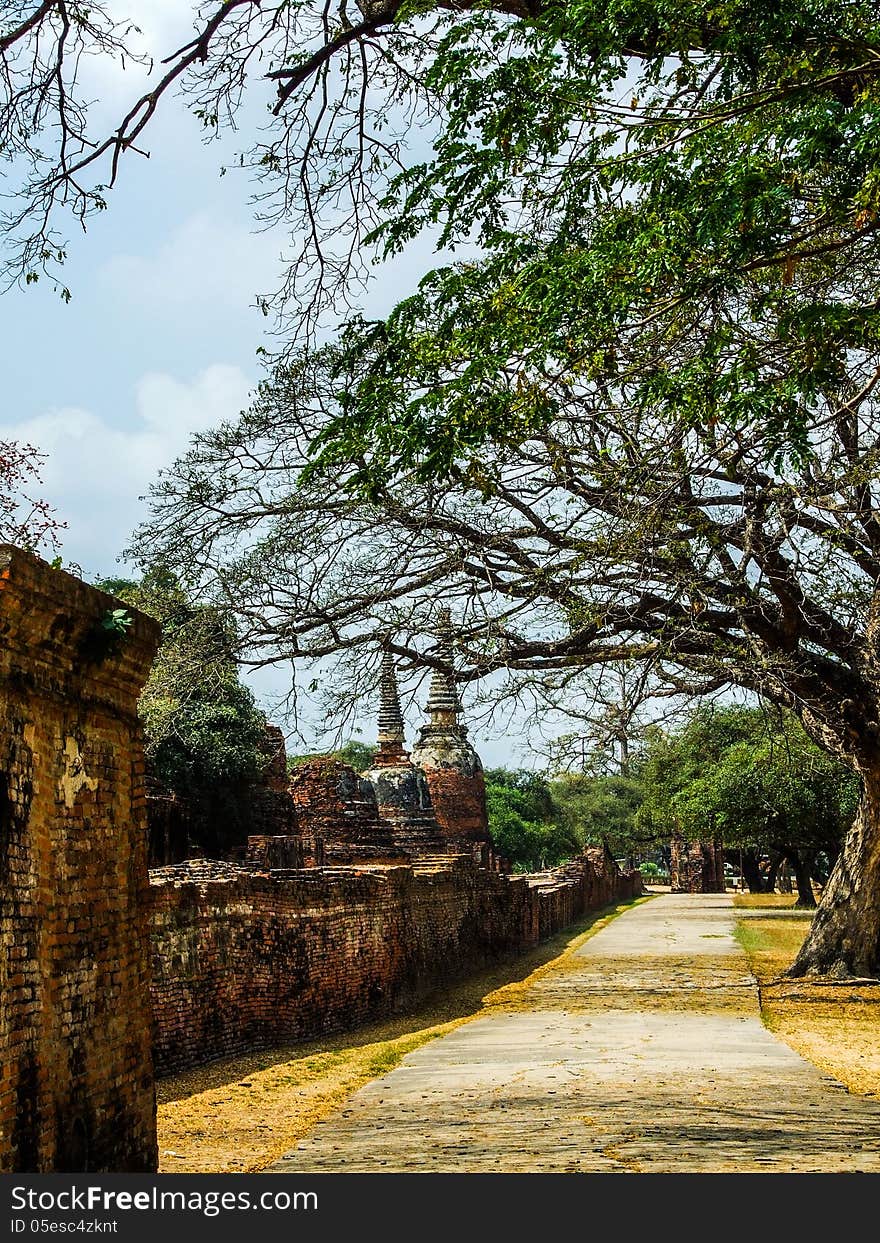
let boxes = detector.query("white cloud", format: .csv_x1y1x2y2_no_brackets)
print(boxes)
99,211,279,310
0,364,253,576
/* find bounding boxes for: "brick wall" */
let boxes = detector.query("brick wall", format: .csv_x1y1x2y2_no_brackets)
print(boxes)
149,850,641,1076
421,764,490,844
0,546,160,1173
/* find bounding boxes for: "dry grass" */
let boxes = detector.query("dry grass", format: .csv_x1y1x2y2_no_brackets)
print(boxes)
733,895,880,1102
733,892,798,909
157,897,648,1173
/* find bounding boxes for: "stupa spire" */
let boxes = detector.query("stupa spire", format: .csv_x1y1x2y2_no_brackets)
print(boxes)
424,607,464,724
375,648,409,766
411,607,490,848
365,645,448,854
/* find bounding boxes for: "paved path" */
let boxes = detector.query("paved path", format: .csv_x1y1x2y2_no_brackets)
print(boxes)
267,894,880,1172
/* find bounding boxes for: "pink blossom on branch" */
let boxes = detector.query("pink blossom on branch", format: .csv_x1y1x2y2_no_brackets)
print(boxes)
0,439,65,551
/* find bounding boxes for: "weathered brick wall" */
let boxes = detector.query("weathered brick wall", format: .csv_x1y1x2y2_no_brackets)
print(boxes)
421,764,490,844
149,851,642,1075
0,546,160,1173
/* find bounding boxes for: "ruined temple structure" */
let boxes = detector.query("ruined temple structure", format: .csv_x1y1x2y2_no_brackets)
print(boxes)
410,612,492,858
288,758,409,866
670,832,726,893
145,774,190,867
241,725,303,869
362,652,449,856
0,547,159,1173
259,636,495,868
149,622,495,872
248,724,298,838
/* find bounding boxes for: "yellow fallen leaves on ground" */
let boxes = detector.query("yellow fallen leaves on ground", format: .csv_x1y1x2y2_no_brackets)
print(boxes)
734,894,880,1101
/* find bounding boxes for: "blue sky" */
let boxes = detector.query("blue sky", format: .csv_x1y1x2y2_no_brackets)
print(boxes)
0,5,525,766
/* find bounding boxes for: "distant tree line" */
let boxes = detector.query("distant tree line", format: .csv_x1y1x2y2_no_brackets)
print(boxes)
288,740,377,774
486,706,857,904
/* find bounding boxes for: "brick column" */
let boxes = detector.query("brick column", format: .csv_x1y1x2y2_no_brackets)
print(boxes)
0,546,160,1172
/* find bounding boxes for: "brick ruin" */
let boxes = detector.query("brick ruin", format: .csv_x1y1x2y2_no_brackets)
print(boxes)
670,832,726,893
288,758,408,866
410,614,491,853
149,642,640,1074
2,549,643,1169
361,651,450,856
243,642,497,873
149,848,640,1075
0,547,159,1173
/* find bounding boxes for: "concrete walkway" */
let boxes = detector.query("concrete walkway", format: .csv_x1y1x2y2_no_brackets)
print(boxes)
267,894,880,1172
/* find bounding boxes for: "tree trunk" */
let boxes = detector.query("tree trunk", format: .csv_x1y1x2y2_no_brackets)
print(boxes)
787,773,880,978
713,835,725,890
787,849,816,909
741,849,764,894
765,852,782,893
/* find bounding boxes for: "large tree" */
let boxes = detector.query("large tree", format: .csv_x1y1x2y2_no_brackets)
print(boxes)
1,1,878,377
137,334,880,978
8,3,880,976
99,565,270,857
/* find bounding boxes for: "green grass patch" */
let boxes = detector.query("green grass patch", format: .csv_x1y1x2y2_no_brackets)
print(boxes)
734,913,808,976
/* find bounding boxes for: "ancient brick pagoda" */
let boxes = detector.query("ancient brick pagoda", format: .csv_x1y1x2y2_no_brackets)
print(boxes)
249,630,492,869
670,832,725,893
362,651,449,856
410,611,491,852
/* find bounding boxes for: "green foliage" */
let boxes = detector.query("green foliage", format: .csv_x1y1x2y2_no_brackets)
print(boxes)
636,706,859,854
335,739,378,772
100,607,133,636
485,706,856,875
485,768,582,871
97,567,269,852
551,772,648,858
304,0,880,485
288,739,378,773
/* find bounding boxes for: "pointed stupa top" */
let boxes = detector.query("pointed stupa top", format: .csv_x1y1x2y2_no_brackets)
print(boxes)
378,650,405,743
423,607,464,725
411,607,488,844
365,647,447,849
374,648,409,765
